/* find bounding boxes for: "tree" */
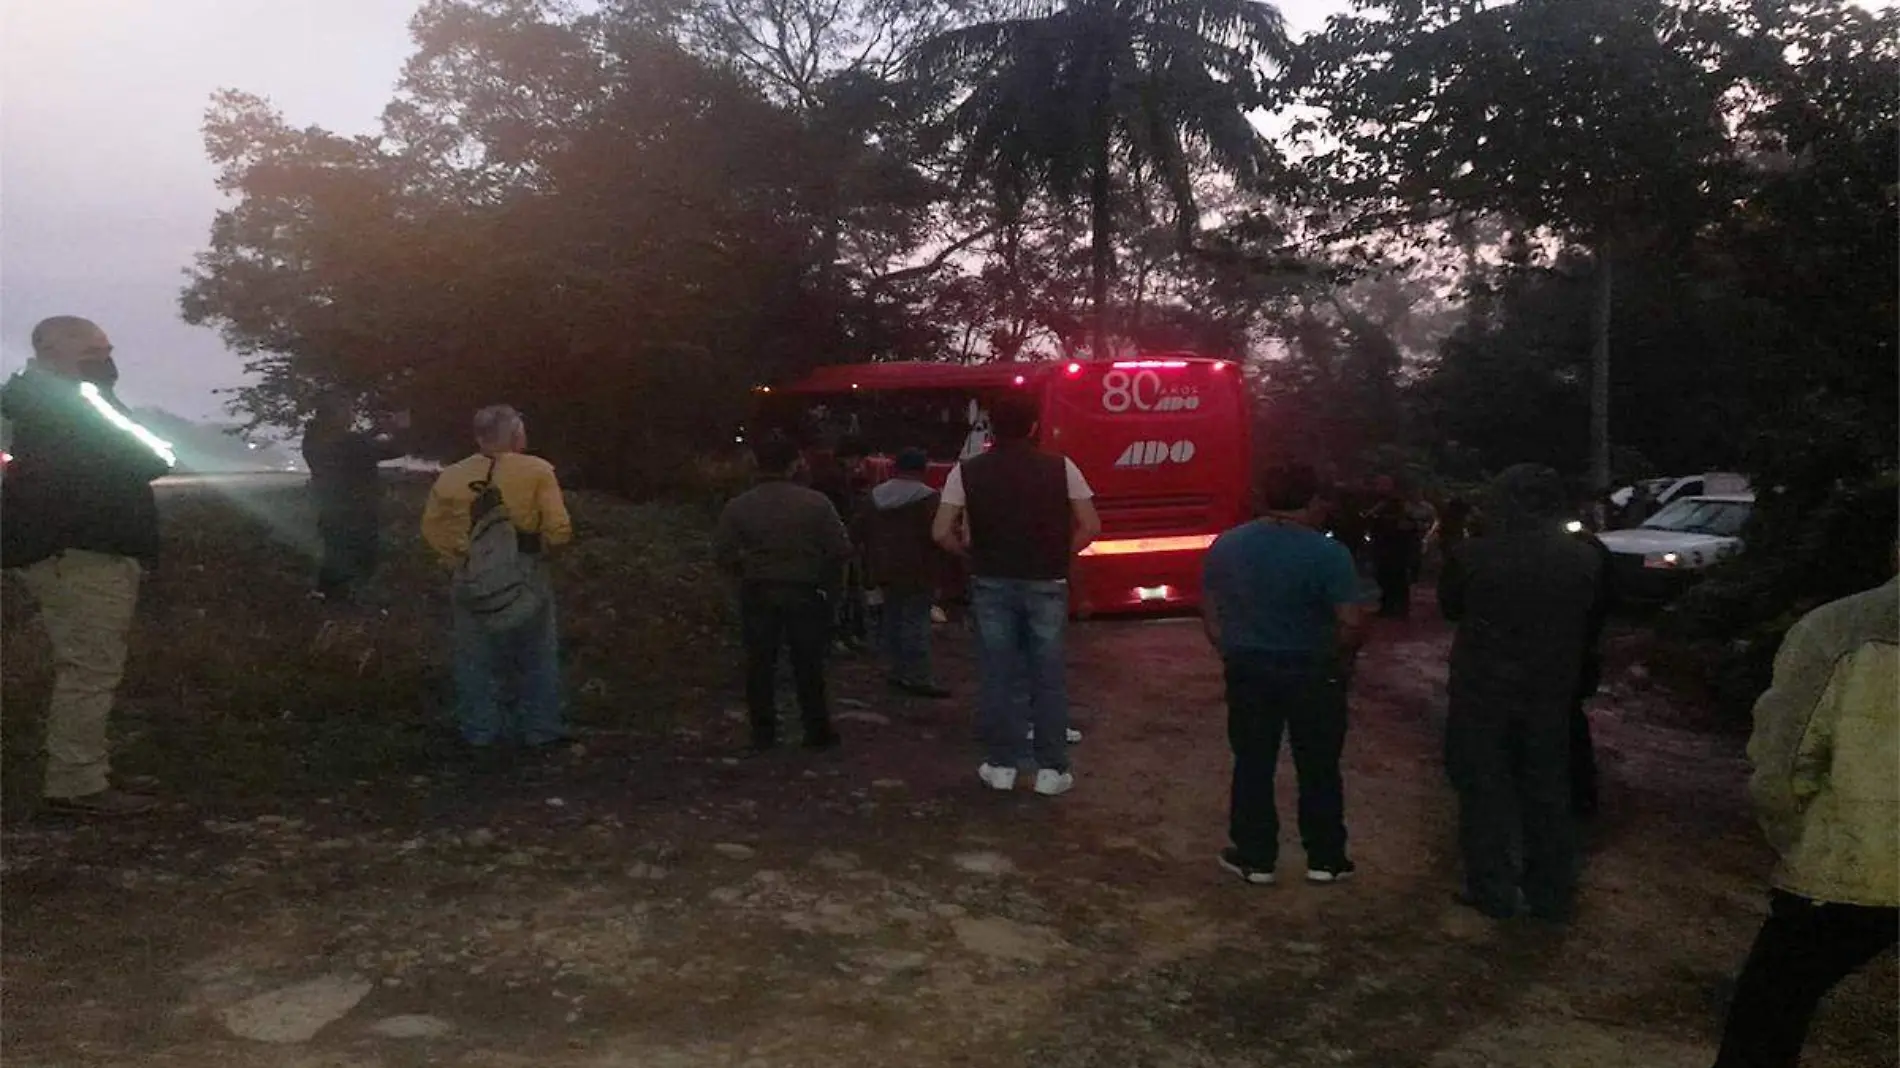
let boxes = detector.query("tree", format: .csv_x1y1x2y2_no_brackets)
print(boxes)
1297,0,1741,487
181,4,884,495
908,0,1292,358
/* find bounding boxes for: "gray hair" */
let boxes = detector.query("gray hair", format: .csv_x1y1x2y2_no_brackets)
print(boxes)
472,405,524,449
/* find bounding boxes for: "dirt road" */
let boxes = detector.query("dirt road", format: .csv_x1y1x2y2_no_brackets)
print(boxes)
4,608,1893,1067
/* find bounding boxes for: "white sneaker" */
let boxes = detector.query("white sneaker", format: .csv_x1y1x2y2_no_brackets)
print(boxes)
978,764,1018,791
1033,769,1074,797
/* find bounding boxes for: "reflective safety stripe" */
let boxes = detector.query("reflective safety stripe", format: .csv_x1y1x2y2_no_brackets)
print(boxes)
79,382,176,468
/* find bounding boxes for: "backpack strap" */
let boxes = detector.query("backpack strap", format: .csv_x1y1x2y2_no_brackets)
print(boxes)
471,454,501,493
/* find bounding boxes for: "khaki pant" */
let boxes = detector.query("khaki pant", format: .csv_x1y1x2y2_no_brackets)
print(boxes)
16,550,141,799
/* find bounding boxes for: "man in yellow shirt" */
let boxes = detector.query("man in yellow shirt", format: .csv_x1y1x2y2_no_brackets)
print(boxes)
422,406,573,751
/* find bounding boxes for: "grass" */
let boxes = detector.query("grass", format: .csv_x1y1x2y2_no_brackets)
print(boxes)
0,476,734,812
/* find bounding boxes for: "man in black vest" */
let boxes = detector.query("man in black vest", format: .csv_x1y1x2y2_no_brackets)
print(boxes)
932,394,1100,796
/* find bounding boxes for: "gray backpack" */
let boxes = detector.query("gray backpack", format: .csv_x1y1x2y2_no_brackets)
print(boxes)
452,456,546,633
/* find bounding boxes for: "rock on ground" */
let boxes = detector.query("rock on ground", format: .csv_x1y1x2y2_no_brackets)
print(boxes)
369,1014,455,1040
952,916,1061,965
951,851,1016,876
217,975,372,1044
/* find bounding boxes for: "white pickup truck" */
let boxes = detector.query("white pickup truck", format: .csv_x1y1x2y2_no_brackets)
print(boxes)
1610,472,1749,511
1598,493,1754,600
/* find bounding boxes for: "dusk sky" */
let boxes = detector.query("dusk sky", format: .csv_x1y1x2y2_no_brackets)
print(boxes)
0,0,1347,422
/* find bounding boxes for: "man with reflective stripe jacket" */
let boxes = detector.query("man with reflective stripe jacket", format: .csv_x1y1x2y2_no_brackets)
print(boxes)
0,316,173,817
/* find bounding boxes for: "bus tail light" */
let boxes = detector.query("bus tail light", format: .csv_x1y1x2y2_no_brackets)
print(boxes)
1078,534,1217,557
1065,362,1084,377
1112,360,1190,369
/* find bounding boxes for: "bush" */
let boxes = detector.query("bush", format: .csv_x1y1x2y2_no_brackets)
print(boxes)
1662,472,1897,721
0,478,734,810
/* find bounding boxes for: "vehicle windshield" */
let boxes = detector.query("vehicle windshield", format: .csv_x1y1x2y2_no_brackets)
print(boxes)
1642,498,1751,537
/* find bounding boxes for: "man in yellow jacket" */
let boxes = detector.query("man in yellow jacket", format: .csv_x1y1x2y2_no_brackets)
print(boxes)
422,405,573,752
1712,567,1898,1067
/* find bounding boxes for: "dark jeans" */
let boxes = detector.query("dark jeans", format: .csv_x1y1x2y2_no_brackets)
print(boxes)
742,581,832,744
835,559,869,645
316,514,379,598
1224,652,1350,869
1570,700,1599,815
970,577,1069,771
880,587,935,686
1714,891,1899,1067
1373,550,1412,618
1445,699,1575,917
452,574,563,746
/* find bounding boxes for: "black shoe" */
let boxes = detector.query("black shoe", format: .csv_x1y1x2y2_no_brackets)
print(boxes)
44,789,158,818
1453,890,1521,920
1306,859,1357,884
1218,847,1277,885
891,679,954,699
802,729,842,751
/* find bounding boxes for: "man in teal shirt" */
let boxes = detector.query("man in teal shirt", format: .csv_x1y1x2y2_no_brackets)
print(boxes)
1203,464,1371,885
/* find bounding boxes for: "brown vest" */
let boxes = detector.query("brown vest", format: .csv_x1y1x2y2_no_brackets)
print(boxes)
961,442,1071,581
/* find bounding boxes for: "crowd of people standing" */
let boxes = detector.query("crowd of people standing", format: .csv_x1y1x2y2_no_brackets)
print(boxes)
0,317,1890,1067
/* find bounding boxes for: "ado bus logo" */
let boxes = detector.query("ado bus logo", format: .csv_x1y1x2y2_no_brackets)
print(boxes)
1113,440,1197,468
1102,369,1201,413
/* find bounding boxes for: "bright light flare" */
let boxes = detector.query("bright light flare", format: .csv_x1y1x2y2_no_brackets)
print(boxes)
79,382,175,468
1064,362,1084,376
1134,585,1174,602
1564,520,1584,534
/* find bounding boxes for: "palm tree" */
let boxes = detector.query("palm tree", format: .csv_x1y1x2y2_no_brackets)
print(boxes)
909,0,1290,357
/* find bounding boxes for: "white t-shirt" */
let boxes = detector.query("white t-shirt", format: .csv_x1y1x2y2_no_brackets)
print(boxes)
940,456,1093,507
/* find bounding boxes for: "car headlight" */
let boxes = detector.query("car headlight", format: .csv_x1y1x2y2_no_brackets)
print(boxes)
1564,520,1585,535
1642,552,1682,570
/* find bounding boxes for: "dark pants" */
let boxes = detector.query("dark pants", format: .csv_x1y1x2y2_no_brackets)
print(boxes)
835,559,869,646
316,514,379,598
1714,891,1899,1067
1570,700,1599,816
741,581,832,745
1445,699,1575,917
880,587,935,686
1373,550,1412,618
1224,653,1350,869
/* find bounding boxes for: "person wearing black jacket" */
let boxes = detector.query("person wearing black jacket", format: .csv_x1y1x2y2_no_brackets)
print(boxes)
302,397,405,603
1437,464,1605,921
0,316,173,816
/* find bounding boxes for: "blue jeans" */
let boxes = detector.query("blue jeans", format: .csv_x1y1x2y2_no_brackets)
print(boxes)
452,576,564,747
970,577,1069,771
880,588,935,686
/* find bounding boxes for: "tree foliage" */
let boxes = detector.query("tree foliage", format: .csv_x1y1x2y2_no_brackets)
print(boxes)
179,0,1895,595
907,0,1293,353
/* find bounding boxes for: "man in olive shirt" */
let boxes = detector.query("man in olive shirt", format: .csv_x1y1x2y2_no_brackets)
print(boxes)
715,437,854,751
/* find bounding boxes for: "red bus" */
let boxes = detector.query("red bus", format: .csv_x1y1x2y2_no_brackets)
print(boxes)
758,354,1251,615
